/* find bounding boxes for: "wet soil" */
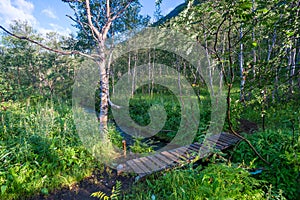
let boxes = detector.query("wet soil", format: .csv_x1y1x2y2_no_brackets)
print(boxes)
29,167,135,200
238,119,259,134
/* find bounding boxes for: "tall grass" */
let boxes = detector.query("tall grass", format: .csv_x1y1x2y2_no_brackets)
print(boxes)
0,99,97,199
126,163,266,200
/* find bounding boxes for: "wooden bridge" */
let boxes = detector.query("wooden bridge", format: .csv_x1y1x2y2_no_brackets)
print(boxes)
117,132,241,177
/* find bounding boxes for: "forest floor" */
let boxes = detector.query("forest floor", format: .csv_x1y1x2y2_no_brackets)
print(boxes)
30,168,135,200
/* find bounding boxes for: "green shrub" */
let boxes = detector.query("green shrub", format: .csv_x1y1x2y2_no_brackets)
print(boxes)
230,129,299,199
126,164,265,200
0,100,97,199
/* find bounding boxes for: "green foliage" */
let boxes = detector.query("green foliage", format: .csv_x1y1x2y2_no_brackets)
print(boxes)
230,129,300,199
91,180,122,200
0,100,96,199
130,137,154,154
107,125,124,149
127,89,211,142
126,163,265,200
0,21,81,101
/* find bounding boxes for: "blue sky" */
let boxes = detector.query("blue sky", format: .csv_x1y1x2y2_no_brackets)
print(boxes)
0,0,184,36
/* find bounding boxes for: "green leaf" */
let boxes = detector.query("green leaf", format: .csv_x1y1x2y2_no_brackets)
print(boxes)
240,2,252,10
41,188,48,195
1,185,7,194
252,42,258,47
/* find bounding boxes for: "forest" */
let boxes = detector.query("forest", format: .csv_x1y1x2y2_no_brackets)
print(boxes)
0,0,299,199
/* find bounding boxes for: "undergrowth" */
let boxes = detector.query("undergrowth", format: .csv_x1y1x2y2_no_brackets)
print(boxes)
126,163,267,200
0,99,97,199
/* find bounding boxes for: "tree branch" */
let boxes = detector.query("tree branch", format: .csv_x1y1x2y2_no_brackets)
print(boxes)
0,25,95,59
85,0,102,42
110,0,133,21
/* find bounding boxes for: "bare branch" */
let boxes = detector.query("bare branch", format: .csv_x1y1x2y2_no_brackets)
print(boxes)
66,14,90,37
101,0,133,40
213,15,227,63
67,2,91,38
85,0,102,42
110,0,133,21
0,25,95,59
106,0,111,19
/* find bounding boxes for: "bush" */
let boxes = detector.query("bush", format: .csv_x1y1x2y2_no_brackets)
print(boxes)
230,129,300,199
126,163,265,200
0,100,96,199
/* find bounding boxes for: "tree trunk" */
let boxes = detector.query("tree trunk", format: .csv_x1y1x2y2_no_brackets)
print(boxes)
289,41,296,95
239,24,245,102
98,56,109,131
131,52,137,97
204,32,214,97
148,49,151,95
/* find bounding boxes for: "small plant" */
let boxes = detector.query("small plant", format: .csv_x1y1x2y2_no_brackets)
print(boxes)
91,181,122,200
130,137,154,154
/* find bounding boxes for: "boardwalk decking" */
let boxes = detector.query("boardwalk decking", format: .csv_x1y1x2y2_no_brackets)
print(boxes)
117,132,241,177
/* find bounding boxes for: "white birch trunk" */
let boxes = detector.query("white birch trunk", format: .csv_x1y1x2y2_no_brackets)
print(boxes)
239,25,245,102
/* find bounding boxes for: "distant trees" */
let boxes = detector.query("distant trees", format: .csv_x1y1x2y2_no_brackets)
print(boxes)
0,21,81,100
163,0,300,116
153,0,300,164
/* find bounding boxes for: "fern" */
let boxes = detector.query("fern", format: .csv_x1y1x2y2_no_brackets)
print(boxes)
91,181,122,200
91,191,110,200
110,181,122,199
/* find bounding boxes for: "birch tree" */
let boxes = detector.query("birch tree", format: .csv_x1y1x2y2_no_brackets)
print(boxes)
0,0,147,131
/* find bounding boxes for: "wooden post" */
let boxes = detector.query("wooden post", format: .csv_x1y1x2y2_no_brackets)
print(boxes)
122,140,127,157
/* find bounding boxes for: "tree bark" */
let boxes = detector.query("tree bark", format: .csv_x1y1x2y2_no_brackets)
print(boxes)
239,24,245,103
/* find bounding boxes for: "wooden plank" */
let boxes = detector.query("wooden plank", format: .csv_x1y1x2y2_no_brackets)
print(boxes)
214,138,230,147
207,137,228,147
154,153,175,165
139,156,161,172
118,132,242,176
223,133,240,141
222,136,239,144
187,144,199,152
173,147,191,158
210,134,227,141
126,159,147,174
192,143,213,159
192,143,201,149
217,136,232,144
202,139,222,150
208,139,226,146
205,133,222,140
186,143,201,160
161,151,182,163
147,155,169,169
131,158,152,174
172,147,193,159
208,138,227,148
168,150,189,161
190,143,201,150
173,146,190,156
117,163,133,174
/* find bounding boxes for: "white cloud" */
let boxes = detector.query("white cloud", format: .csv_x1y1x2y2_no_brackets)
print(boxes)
0,0,37,27
42,8,58,19
50,23,71,36
0,0,71,37
37,23,71,37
